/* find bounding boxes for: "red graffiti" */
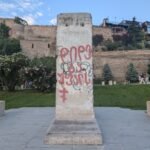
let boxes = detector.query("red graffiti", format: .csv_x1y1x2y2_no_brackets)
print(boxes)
58,44,93,102
59,87,68,102
60,44,92,63
57,72,91,86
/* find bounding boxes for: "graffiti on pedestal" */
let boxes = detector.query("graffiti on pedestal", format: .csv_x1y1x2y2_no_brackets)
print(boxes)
59,87,68,102
58,44,93,102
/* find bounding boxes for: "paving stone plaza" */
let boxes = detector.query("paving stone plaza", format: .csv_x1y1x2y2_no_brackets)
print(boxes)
0,107,150,150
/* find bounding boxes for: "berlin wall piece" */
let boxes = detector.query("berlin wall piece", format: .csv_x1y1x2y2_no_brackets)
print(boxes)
45,13,102,145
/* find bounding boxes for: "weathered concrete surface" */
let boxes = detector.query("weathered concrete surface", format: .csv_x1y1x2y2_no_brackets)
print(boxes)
1,107,150,150
0,101,5,116
45,13,102,145
147,101,150,116
44,120,102,145
56,13,94,120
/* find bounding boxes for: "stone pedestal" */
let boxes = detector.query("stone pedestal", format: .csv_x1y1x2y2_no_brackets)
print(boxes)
0,101,5,116
147,101,150,116
45,13,102,145
45,120,102,145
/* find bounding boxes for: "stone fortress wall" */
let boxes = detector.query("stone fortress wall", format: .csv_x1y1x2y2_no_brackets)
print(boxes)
1,18,150,82
94,50,150,82
0,18,57,58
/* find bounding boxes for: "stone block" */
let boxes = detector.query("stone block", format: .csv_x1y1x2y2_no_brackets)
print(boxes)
113,81,117,85
109,80,113,86
147,101,150,116
44,119,102,145
0,101,5,116
102,81,105,86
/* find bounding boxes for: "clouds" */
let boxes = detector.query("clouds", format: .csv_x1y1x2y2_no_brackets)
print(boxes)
21,12,43,25
0,0,44,25
22,15,35,25
36,12,43,17
0,2,16,11
50,18,57,25
15,0,44,12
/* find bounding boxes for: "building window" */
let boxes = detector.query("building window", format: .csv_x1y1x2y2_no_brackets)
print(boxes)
32,43,34,48
48,44,50,48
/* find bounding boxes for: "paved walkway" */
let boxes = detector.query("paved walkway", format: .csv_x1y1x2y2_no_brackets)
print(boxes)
0,107,150,150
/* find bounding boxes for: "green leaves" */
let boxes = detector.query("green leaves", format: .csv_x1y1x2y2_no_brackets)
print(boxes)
128,18,145,48
0,38,21,55
102,64,113,83
0,23,10,38
126,63,138,83
24,57,56,92
0,54,29,91
30,57,56,71
14,17,28,25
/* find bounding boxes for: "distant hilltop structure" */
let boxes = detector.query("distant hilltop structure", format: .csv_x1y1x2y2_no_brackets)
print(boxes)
1,17,150,58
101,17,150,33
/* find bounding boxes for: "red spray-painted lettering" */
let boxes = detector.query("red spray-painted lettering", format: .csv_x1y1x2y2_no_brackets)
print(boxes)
60,44,92,63
58,44,92,102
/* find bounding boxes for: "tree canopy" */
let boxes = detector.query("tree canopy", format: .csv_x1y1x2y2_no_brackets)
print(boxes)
102,64,113,83
126,63,138,83
14,17,28,25
0,23,10,38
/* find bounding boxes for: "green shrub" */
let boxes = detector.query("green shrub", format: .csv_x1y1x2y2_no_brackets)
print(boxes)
147,64,150,79
126,63,138,83
24,57,56,92
102,64,113,84
14,16,28,25
24,67,56,92
0,38,21,55
0,53,29,91
0,23,10,38
104,41,122,51
93,34,104,47
93,78,102,84
145,42,150,49
30,57,56,71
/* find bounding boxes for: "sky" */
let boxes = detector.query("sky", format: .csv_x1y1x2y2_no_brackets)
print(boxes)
0,0,150,25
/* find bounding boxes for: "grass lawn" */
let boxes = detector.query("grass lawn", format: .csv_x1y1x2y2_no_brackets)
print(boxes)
94,84,150,109
0,84,150,110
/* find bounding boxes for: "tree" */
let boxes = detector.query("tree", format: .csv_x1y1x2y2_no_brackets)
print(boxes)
104,41,122,51
0,23,10,38
0,53,29,91
93,35,104,47
24,57,56,92
102,64,113,84
147,64,150,80
0,22,21,55
128,17,145,48
30,57,56,71
126,63,138,83
14,17,28,25
0,38,21,55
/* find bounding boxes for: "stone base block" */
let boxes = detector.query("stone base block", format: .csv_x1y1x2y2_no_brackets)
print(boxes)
147,101,150,116
44,119,103,145
0,101,5,116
